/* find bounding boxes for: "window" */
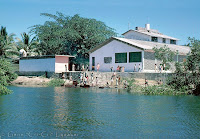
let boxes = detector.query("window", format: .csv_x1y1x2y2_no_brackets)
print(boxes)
163,38,166,43
115,53,127,63
129,52,142,62
151,37,158,42
170,39,176,44
104,57,112,63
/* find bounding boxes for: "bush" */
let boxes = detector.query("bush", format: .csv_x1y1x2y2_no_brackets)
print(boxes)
48,78,65,87
142,85,188,95
0,58,18,95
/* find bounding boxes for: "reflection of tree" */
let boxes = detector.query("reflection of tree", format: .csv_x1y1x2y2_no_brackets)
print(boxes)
53,88,104,135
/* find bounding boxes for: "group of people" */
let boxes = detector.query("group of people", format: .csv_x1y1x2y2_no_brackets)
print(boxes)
154,64,166,73
79,71,128,88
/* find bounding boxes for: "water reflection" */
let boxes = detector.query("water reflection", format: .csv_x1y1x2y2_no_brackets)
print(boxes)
0,86,199,138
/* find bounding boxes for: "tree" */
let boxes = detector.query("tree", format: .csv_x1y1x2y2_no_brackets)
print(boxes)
0,26,19,58
16,32,40,56
0,58,18,95
30,12,117,64
167,38,200,95
153,46,175,70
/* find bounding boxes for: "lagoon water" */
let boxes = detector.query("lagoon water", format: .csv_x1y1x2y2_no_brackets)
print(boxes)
0,86,200,138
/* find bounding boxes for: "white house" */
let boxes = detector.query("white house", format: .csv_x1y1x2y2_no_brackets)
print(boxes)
19,55,75,73
89,24,191,72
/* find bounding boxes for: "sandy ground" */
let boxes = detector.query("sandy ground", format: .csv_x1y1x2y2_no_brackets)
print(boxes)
11,76,51,87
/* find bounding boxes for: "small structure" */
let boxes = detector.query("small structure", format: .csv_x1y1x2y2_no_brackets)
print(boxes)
89,24,191,72
19,55,75,73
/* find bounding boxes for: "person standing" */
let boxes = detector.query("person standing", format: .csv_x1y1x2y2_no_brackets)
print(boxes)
91,72,94,82
117,65,120,72
155,64,158,72
82,64,85,71
96,63,100,72
72,64,75,71
118,75,121,85
110,67,113,72
145,79,148,87
96,77,98,86
138,64,141,72
111,76,114,86
116,76,119,86
65,65,68,72
134,64,136,72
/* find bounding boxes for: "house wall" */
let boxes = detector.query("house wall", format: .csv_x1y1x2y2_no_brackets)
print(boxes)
89,40,144,72
55,56,69,73
144,51,187,71
124,31,151,41
19,58,55,72
124,31,178,45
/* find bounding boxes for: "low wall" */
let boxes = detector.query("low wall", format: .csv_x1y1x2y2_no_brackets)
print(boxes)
64,71,173,83
16,71,173,84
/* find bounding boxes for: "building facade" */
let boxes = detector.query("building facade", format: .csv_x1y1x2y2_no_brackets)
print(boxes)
89,24,190,72
19,55,74,73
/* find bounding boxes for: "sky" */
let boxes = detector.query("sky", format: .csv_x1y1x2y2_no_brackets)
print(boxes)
0,0,199,45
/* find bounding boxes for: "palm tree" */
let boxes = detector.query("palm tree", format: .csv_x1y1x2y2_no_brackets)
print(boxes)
16,32,40,56
0,26,19,58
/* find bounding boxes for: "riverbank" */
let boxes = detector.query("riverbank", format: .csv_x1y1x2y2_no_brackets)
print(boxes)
11,76,158,87
11,76,189,95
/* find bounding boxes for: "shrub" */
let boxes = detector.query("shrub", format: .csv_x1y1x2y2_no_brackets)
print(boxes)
48,78,65,87
0,58,18,95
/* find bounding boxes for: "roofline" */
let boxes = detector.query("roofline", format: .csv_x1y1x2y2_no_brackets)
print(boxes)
122,29,134,35
89,37,144,53
122,29,180,40
20,55,75,60
55,55,75,57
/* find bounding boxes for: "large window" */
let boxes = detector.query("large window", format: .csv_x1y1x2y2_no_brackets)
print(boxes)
151,37,158,42
129,52,142,62
104,57,112,64
170,39,176,44
115,53,127,63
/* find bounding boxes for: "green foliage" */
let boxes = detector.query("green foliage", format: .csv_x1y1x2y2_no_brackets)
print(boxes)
0,58,18,95
0,26,19,58
153,46,175,70
16,32,40,56
142,85,187,95
30,12,117,64
48,78,65,87
167,38,200,95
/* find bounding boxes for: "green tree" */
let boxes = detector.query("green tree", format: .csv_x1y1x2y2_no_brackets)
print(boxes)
0,58,18,95
16,32,40,56
0,26,19,58
153,46,175,70
30,12,117,64
167,38,200,95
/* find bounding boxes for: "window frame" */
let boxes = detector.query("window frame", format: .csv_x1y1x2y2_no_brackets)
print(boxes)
115,53,127,63
104,57,112,64
170,39,176,44
151,36,158,42
162,38,166,43
129,52,142,63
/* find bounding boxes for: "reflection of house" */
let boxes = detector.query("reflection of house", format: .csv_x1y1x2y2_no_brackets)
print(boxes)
19,55,75,73
89,24,191,72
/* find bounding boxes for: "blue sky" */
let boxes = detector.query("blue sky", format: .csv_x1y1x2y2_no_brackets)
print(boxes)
0,0,199,45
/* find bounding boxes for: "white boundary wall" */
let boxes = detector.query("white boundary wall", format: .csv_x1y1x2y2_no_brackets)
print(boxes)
19,58,55,72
